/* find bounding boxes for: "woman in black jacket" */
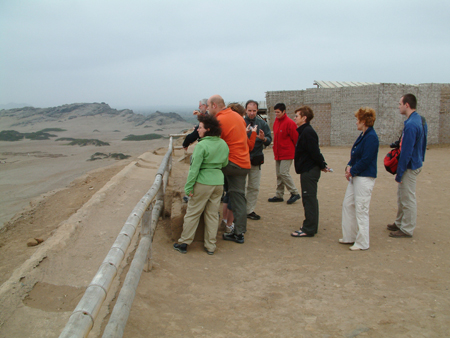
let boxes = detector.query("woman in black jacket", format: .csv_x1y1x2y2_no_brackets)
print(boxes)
290,106,331,238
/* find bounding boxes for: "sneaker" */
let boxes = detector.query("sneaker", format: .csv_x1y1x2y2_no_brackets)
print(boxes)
225,222,235,233
349,245,368,251
173,243,187,254
268,196,284,202
287,194,301,204
247,212,261,220
223,232,244,244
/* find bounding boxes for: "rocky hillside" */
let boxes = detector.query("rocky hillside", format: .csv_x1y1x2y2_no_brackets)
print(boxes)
0,103,186,127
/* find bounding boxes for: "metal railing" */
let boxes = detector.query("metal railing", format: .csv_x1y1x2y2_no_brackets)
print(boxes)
59,137,173,338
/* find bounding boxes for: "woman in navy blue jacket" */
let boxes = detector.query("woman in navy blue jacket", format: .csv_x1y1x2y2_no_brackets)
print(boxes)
340,108,379,251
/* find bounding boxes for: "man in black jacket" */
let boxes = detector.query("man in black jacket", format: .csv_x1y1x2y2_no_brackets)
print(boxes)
291,106,330,238
183,99,208,150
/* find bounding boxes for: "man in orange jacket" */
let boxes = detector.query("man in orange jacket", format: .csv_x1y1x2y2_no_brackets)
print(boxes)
269,103,301,204
208,95,256,244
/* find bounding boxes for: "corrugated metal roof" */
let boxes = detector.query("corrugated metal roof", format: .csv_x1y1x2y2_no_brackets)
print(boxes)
313,80,379,88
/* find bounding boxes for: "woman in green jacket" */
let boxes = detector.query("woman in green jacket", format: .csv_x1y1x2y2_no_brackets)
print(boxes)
174,114,229,255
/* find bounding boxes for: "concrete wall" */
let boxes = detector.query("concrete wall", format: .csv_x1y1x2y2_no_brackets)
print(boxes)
266,83,449,146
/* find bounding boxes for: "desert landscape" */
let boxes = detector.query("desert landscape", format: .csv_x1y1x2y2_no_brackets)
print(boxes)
0,106,449,337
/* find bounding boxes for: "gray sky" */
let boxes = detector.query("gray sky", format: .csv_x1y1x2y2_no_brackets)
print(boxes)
1,0,449,110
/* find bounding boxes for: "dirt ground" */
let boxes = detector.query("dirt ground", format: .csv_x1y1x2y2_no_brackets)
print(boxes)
0,143,449,337
125,145,450,338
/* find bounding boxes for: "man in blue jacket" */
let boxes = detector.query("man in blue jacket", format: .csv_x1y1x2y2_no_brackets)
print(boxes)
388,94,428,238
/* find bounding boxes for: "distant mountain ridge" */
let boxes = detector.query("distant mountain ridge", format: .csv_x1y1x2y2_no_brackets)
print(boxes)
0,102,186,127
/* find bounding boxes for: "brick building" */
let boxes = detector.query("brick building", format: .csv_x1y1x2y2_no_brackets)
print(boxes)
266,82,450,146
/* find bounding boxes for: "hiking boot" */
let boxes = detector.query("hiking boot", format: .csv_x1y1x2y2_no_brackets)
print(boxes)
389,230,412,238
268,196,284,202
287,194,301,204
204,247,214,255
223,232,244,244
247,212,261,220
173,243,187,253
387,223,399,231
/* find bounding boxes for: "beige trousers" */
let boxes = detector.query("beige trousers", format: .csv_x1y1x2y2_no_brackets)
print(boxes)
275,160,299,198
245,164,262,214
178,183,223,252
395,168,422,236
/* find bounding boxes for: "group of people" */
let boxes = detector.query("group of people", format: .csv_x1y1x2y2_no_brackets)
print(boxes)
174,93,427,254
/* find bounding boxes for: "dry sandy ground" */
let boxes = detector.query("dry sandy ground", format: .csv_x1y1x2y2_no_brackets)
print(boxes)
0,136,449,337
126,145,450,338
0,113,192,229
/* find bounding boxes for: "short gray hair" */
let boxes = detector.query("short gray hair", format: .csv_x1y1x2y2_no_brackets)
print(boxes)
200,99,208,105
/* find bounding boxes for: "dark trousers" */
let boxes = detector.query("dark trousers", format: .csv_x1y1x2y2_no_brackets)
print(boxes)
300,166,321,235
222,162,250,235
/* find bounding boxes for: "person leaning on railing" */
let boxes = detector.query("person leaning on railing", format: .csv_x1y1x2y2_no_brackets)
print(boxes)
182,98,208,150
174,114,229,255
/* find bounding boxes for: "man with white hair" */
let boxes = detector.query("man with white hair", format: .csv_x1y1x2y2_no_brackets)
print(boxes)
183,99,208,150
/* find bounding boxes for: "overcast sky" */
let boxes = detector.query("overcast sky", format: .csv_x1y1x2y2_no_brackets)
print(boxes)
1,0,449,111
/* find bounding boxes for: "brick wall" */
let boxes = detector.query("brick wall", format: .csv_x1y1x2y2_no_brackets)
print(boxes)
439,84,450,144
266,83,448,146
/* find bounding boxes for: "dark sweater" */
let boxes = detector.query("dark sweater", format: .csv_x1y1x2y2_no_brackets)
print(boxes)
182,125,200,148
294,123,327,174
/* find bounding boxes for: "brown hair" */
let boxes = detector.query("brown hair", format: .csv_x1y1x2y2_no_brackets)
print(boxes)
295,105,314,123
401,94,417,109
197,114,222,137
354,107,376,127
227,102,245,116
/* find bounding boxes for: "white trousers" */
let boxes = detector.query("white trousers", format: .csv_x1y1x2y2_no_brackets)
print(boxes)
341,176,376,250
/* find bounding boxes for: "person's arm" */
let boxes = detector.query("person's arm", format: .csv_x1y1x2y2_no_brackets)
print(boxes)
182,126,200,149
222,145,229,168
247,130,257,151
184,145,204,196
288,120,299,147
245,120,257,151
395,125,416,183
422,118,428,161
262,122,272,146
305,128,327,169
349,135,379,176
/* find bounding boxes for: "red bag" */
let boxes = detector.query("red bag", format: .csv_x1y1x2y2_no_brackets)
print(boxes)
384,148,400,174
